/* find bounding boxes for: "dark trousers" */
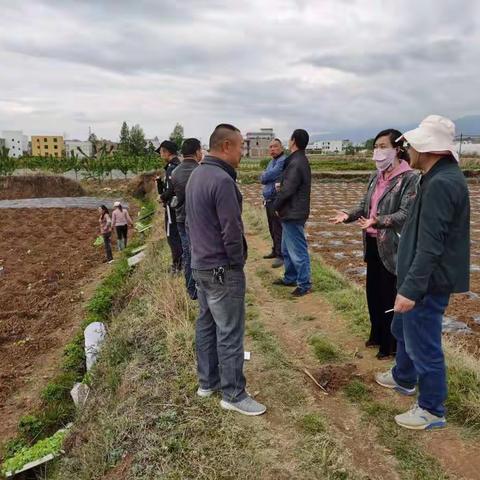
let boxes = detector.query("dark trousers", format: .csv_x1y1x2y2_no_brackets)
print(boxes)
115,225,128,250
164,209,183,271
177,223,197,299
192,268,247,403
365,235,396,356
102,232,113,261
265,200,283,258
392,294,450,417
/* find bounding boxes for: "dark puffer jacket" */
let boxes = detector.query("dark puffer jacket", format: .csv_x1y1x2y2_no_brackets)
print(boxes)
273,150,311,222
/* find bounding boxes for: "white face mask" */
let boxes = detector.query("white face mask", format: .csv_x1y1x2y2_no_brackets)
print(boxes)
373,148,397,172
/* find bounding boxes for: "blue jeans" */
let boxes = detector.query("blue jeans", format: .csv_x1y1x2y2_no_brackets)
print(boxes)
177,223,197,299
392,294,450,417
281,221,311,292
192,268,248,403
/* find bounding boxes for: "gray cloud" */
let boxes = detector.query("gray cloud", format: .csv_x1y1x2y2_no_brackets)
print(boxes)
0,0,479,142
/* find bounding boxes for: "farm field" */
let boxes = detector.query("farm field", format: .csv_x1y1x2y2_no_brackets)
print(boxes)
0,206,110,444
242,181,480,354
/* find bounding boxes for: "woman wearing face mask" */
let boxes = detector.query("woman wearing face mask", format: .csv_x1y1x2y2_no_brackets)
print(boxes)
330,129,418,359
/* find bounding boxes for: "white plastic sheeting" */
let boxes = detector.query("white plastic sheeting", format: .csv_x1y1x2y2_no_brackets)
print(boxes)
84,322,107,371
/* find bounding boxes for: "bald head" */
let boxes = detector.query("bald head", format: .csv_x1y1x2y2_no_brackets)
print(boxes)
208,123,244,169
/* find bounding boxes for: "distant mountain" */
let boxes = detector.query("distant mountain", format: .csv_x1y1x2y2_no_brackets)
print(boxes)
454,115,480,136
311,115,480,144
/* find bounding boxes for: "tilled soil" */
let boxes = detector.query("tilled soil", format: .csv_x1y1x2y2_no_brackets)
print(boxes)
242,180,480,354
0,208,112,442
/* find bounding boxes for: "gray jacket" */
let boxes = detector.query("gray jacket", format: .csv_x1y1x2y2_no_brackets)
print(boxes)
345,167,418,275
186,156,247,270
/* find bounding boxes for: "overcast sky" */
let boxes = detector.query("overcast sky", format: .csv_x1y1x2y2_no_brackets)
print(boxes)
0,0,478,143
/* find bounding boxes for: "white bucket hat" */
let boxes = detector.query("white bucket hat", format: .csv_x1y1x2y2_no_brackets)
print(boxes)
398,115,459,162
113,201,121,207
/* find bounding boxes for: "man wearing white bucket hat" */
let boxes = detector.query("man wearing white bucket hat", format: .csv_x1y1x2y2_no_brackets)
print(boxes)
375,115,470,430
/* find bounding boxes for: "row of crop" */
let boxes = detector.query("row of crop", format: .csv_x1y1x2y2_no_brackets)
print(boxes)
0,150,163,179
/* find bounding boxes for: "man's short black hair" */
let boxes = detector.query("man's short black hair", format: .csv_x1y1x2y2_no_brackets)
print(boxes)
159,140,178,155
209,123,241,150
272,138,283,147
291,129,309,150
181,138,202,156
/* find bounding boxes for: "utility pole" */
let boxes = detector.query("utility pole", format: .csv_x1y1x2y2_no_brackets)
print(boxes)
458,133,463,162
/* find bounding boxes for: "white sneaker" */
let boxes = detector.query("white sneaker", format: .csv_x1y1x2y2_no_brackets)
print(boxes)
375,370,416,396
196,387,219,398
220,396,266,416
395,403,446,430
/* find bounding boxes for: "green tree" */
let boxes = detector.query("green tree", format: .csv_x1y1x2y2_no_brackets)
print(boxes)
364,138,375,150
130,124,147,156
0,146,16,175
169,123,184,149
345,144,355,155
119,121,130,154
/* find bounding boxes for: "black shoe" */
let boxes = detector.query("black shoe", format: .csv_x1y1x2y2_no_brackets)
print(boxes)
272,279,296,287
263,252,276,259
291,287,312,297
365,340,379,349
376,352,395,360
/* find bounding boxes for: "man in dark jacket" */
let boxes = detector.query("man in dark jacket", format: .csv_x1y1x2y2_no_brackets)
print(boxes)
186,123,266,416
158,140,183,273
260,138,287,268
171,138,202,299
375,115,470,431
273,129,312,296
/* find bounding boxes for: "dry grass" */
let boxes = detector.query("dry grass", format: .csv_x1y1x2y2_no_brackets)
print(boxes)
51,229,268,479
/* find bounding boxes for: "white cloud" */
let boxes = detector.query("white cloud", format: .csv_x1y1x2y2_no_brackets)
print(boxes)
0,0,478,142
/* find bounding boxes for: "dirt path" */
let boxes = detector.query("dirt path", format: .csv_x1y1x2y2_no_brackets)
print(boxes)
245,230,480,480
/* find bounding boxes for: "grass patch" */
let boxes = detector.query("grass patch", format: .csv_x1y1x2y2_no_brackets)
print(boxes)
309,334,342,363
446,362,480,432
297,412,367,480
343,381,448,479
343,380,371,403
299,413,327,434
246,320,289,369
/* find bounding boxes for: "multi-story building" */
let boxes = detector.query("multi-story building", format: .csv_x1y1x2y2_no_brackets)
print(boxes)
31,135,65,157
309,139,351,153
244,128,275,158
65,139,93,158
2,130,29,158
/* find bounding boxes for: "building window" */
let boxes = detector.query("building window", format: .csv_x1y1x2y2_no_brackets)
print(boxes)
53,138,58,143
44,138,48,142
54,145,58,149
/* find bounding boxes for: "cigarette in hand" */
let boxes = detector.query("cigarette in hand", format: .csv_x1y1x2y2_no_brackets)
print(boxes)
385,308,394,313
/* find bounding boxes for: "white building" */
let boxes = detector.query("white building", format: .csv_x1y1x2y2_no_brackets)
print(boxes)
65,139,93,158
2,130,28,158
456,135,480,156
310,139,351,153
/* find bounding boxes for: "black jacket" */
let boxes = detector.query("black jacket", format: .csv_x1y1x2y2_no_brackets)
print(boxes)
273,150,311,222
186,156,247,270
397,156,470,301
171,158,198,223
160,156,180,206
